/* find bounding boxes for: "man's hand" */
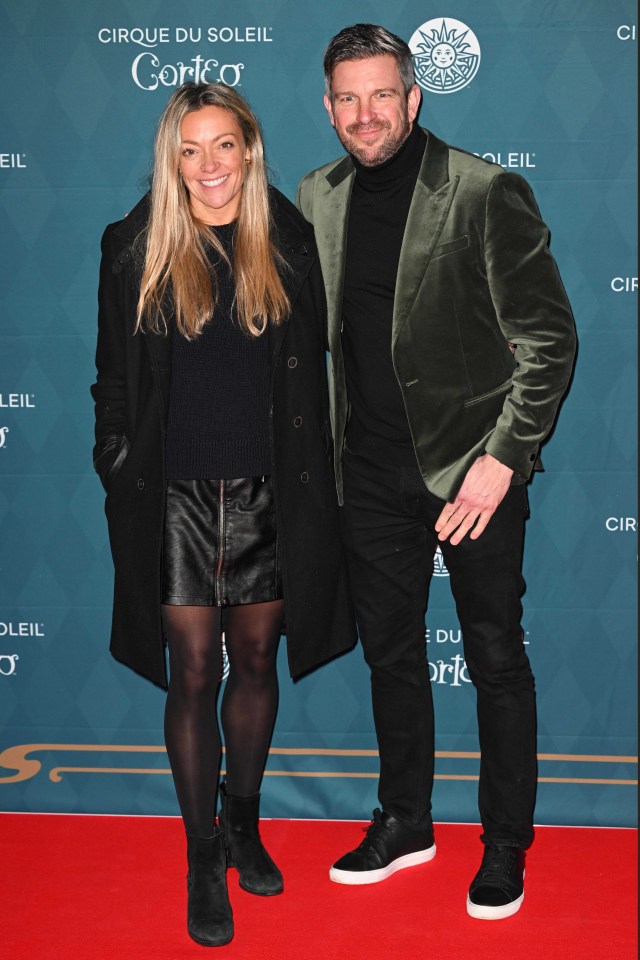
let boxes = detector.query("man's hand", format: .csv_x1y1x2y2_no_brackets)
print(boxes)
435,454,514,545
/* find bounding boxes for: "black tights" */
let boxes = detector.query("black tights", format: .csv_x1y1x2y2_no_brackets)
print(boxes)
162,600,283,837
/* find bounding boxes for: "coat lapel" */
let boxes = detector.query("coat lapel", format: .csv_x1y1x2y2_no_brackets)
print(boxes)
392,132,460,347
145,328,172,423
268,236,315,369
110,197,172,428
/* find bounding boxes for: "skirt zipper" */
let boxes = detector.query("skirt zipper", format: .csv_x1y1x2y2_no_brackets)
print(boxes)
215,479,226,605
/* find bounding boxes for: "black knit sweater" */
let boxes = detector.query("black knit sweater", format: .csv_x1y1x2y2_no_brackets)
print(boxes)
165,222,271,480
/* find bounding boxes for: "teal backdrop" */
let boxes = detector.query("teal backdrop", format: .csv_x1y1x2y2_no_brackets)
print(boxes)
0,0,637,826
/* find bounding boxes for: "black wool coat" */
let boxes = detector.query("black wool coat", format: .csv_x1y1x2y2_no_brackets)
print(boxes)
92,188,356,688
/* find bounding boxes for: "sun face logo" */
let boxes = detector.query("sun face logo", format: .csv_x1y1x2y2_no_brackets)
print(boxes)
409,18,481,94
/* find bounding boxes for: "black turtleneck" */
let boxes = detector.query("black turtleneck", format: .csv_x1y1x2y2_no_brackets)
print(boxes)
342,124,427,459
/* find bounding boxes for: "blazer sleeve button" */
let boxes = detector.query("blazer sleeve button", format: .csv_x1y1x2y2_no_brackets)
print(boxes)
293,416,303,428
137,478,145,490
287,357,298,368
300,472,309,483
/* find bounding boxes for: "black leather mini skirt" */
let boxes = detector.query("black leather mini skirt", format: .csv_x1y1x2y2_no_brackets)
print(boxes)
161,477,282,606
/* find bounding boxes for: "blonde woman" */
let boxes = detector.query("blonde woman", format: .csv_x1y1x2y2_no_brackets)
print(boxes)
92,82,354,947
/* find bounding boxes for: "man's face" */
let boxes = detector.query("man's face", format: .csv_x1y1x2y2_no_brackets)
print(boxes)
324,54,420,166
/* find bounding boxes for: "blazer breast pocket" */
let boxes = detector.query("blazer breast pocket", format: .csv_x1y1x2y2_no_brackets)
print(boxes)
431,235,470,261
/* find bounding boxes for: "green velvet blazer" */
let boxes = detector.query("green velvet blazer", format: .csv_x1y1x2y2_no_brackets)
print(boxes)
297,129,576,504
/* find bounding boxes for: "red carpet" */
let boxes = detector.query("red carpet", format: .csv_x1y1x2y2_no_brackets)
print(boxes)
1,814,636,959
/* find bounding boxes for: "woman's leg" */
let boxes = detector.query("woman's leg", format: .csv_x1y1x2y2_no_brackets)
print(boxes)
219,599,285,896
221,599,284,795
162,603,233,945
162,604,223,837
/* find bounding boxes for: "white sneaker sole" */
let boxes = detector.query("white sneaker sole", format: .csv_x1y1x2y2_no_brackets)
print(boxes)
466,890,524,920
329,844,436,885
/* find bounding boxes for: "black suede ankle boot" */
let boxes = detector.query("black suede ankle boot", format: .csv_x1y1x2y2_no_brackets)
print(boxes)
219,781,284,896
186,831,234,946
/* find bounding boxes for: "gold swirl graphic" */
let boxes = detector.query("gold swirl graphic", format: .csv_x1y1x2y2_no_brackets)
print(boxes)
0,743,636,787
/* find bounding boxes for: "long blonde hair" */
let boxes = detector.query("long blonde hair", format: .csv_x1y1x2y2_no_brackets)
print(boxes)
136,82,289,338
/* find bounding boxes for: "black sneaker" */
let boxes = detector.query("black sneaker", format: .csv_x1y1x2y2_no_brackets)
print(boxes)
329,808,436,885
466,845,526,919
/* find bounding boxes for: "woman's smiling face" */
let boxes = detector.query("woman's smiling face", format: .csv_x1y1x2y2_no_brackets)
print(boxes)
179,105,250,225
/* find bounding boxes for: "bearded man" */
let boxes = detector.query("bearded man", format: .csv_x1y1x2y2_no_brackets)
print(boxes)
298,23,576,919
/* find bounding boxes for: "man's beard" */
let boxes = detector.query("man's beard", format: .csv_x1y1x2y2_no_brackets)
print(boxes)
340,117,411,167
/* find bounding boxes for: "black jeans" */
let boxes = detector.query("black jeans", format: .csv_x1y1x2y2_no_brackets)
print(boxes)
341,441,537,848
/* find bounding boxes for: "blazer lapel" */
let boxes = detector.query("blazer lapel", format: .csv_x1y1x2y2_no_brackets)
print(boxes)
312,157,354,356
392,131,460,346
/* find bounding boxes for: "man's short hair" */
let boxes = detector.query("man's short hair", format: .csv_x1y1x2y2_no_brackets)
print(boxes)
323,23,416,98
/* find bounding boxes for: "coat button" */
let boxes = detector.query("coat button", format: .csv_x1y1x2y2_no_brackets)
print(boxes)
137,478,145,490
300,472,309,483
293,416,303,428
529,453,536,461
288,357,298,368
